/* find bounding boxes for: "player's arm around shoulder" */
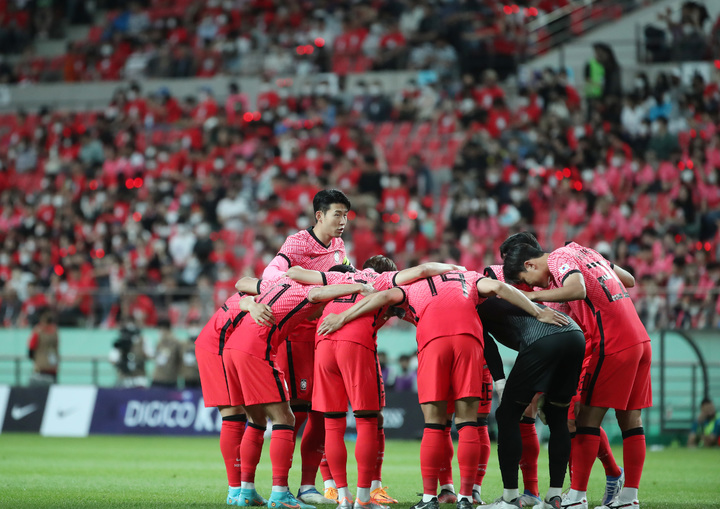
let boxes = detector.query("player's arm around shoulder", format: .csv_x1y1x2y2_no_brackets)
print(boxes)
285,266,325,285
235,277,261,294
612,263,635,288
317,288,405,335
394,262,466,285
308,282,373,304
476,278,569,326
525,272,587,303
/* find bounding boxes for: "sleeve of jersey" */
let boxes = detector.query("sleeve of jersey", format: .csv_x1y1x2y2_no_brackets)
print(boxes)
323,272,350,285
547,250,582,285
276,236,301,268
483,331,506,381
374,271,397,291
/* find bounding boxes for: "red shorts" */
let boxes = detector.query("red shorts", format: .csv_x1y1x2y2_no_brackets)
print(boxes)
196,345,231,407
478,366,493,414
313,340,384,413
417,334,484,404
223,349,290,407
276,339,315,402
581,341,652,410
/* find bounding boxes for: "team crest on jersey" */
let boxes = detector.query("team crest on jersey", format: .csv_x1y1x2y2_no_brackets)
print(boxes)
559,263,570,274
334,251,340,262
300,379,308,391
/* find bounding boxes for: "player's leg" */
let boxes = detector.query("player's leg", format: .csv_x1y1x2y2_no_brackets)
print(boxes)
454,398,481,509
371,411,398,504
597,427,624,507
568,405,608,508
218,406,248,504
438,413,457,504
597,342,652,509
518,395,541,507
353,411,382,509
240,405,270,505
414,400,449,509
473,366,493,504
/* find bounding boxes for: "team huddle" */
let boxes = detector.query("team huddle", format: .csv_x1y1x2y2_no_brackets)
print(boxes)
193,190,652,509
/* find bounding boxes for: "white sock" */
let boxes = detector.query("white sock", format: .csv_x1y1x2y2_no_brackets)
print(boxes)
618,487,638,502
473,484,481,494
339,487,353,501
272,486,289,493
503,489,519,502
441,484,455,493
457,495,472,502
229,486,241,490
299,485,315,493
357,487,371,502
568,489,586,501
422,494,436,502
325,479,337,490
547,487,562,499
241,482,255,490
371,480,382,491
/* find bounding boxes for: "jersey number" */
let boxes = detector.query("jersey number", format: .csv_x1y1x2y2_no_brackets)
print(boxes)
426,272,468,298
335,294,359,304
260,283,292,306
586,262,629,303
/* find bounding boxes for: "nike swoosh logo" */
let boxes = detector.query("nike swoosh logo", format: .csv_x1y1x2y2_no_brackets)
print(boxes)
11,404,38,420
58,408,76,418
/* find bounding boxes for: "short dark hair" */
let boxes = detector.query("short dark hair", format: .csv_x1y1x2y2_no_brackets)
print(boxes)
499,232,541,259
313,189,351,215
362,255,398,273
328,264,356,273
701,397,713,406
502,244,545,283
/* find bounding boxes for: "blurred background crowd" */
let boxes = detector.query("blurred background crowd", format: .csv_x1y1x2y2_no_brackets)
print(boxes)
1,0,719,349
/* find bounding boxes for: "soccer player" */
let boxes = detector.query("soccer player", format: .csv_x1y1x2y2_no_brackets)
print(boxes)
474,285,586,509
495,233,628,507
503,243,652,509
286,257,465,509
262,189,352,505
317,271,569,509
195,278,275,506
223,274,373,509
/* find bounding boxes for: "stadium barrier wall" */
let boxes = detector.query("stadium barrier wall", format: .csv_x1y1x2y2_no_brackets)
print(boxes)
0,385,425,439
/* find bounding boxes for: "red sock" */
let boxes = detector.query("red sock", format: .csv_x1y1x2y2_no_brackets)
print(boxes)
220,417,245,486
475,422,490,487
568,432,575,482
319,452,333,483
375,426,385,482
457,423,481,497
292,408,309,441
570,427,601,492
421,425,446,495
240,423,266,483
598,427,622,477
324,416,348,488
438,421,454,486
622,428,646,489
300,411,326,486
355,416,379,488
519,420,540,496
271,425,295,487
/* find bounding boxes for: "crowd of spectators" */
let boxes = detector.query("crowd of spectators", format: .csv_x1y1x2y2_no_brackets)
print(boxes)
1,51,719,333
1,0,634,85
644,1,720,63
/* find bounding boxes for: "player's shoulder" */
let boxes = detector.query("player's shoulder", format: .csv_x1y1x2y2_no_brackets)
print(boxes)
483,265,503,281
281,229,312,248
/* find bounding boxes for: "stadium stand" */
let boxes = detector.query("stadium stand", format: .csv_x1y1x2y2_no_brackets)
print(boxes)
0,0,719,334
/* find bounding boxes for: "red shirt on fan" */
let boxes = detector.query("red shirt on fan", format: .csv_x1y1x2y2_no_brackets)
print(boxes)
196,280,270,355
545,242,649,356
399,271,486,352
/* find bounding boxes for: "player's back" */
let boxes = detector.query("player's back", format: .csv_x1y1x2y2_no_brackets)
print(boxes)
278,228,347,273
403,270,484,351
228,277,321,360
317,269,398,349
550,243,648,355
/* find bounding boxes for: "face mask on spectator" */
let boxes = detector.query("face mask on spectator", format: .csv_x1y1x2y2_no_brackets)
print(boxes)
681,170,694,183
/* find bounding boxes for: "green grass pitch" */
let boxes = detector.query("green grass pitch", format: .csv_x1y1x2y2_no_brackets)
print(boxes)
0,434,718,508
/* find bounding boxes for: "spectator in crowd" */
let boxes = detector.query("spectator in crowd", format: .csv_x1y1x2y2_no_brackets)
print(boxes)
150,319,182,389
394,354,417,392
688,397,720,447
180,318,202,389
27,308,59,385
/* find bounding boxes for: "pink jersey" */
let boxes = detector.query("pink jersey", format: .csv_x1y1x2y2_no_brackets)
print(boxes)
195,280,270,355
485,264,572,315
277,228,347,273
226,277,349,361
316,269,399,350
400,270,486,352
546,242,649,356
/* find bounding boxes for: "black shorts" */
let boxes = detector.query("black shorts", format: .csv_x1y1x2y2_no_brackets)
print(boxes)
503,330,585,405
